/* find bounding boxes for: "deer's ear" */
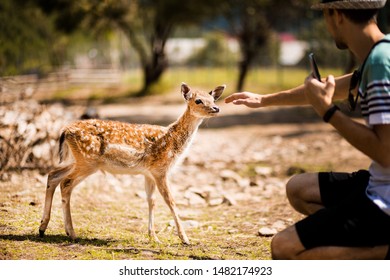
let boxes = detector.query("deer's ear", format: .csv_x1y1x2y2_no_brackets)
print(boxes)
181,82,192,100
210,85,226,101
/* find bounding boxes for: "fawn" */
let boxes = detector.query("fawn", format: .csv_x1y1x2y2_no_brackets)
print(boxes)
39,83,225,244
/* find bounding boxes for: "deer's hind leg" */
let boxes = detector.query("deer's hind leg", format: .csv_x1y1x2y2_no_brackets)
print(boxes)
39,164,73,237
59,166,96,240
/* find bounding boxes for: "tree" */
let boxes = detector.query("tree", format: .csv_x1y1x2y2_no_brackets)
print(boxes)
34,0,223,95
0,0,62,75
187,32,237,67
222,0,316,91
224,0,270,92
103,0,226,94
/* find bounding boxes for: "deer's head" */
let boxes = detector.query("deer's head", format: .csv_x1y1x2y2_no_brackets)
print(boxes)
181,83,225,118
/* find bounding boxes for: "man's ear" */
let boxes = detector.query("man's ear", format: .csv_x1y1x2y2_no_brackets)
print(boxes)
335,9,344,25
181,82,192,100
210,85,226,101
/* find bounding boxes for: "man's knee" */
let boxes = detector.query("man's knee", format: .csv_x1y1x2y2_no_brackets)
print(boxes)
271,233,284,259
271,232,293,259
286,174,302,201
286,173,309,208
286,173,320,211
287,173,316,194
271,227,304,260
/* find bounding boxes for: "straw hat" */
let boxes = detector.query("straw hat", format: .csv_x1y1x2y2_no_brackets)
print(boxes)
312,0,387,10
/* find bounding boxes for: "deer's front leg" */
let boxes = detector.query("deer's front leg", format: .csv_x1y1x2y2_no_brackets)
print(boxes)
144,176,160,243
154,175,190,245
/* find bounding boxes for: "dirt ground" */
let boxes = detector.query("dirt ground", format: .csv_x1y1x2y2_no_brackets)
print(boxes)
0,93,371,260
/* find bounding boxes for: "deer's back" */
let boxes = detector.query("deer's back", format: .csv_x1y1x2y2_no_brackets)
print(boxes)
63,119,167,169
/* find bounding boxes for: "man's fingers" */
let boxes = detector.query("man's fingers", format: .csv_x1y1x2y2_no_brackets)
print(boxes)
224,93,246,103
232,99,247,105
325,75,336,91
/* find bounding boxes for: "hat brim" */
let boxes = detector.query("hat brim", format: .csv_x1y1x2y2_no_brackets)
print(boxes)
311,0,387,10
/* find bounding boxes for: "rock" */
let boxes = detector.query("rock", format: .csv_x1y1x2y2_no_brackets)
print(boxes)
238,178,251,188
222,194,237,206
258,218,268,225
0,99,76,175
271,220,286,231
249,179,258,187
258,227,278,237
32,142,51,159
184,190,208,206
135,191,146,199
220,169,242,183
208,198,224,206
286,166,306,176
255,166,273,177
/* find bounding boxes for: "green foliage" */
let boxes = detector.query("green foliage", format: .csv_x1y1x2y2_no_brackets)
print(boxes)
2,0,383,89
0,0,60,75
187,33,237,67
299,19,349,69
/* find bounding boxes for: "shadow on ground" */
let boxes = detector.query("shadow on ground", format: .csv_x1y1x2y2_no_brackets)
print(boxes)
0,234,114,247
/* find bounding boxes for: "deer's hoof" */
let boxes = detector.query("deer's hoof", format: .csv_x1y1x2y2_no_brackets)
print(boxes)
39,229,45,238
66,230,77,240
182,239,191,246
149,235,162,244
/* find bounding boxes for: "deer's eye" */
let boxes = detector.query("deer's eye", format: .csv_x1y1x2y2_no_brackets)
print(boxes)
195,99,203,105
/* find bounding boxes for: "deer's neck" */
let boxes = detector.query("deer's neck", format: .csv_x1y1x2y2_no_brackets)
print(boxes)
167,108,203,148
145,107,203,169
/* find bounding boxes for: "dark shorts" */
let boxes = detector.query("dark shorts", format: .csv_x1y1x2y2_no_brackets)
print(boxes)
295,170,390,254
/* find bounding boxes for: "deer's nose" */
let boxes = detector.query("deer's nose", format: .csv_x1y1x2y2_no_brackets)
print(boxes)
212,106,220,113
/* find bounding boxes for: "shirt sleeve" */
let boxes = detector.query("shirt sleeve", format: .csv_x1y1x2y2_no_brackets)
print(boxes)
364,62,390,125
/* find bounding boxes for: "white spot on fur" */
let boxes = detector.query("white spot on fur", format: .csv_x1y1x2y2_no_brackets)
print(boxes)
107,144,141,155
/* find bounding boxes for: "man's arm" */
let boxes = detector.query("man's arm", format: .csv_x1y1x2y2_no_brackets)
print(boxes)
305,75,390,167
224,73,353,108
330,113,390,167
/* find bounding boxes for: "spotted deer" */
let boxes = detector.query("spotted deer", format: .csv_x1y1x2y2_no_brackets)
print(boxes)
39,83,225,245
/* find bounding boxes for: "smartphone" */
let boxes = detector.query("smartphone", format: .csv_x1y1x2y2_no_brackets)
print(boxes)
309,53,321,81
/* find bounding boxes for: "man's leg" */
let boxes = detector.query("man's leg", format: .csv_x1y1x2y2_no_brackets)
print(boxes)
286,173,324,215
271,225,389,260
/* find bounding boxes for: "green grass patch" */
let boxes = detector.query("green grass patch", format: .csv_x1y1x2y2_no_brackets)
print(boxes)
44,67,344,102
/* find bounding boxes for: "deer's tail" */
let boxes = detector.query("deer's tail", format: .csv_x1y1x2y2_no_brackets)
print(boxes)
58,131,69,164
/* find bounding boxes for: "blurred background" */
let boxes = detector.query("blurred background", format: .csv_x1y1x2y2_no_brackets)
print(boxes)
1,0,388,101
1,0,388,175
0,1,389,258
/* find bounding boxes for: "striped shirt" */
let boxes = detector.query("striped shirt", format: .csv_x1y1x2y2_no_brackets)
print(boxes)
359,34,390,215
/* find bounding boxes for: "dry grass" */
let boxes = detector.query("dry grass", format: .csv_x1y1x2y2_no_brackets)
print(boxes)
0,121,369,260
0,171,281,260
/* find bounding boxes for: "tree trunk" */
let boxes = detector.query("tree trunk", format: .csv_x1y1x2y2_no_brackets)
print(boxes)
237,57,250,92
236,41,257,92
140,21,173,95
234,10,268,92
118,19,172,96
141,52,167,95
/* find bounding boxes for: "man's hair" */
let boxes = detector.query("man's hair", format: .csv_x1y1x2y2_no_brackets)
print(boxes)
330,9,379,23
